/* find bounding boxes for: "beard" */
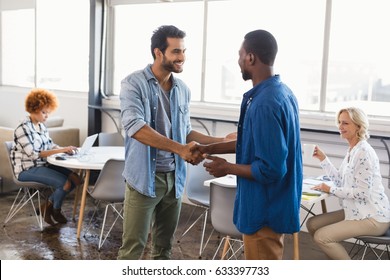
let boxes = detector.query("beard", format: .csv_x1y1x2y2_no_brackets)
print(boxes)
241,70,251,81
162,56,183,73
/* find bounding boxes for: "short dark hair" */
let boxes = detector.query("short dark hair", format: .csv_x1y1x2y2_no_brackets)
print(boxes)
243,30,278,66
151,25,186,59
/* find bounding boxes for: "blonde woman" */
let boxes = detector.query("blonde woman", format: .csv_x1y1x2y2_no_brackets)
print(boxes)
307,107,390,259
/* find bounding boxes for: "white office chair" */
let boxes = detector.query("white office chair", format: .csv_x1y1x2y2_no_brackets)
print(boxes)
209,179,300,260
349,226,390,260
3,141,52,231
76,132,123,221
209,181,244,260
84,159,126,250
176,162,215,258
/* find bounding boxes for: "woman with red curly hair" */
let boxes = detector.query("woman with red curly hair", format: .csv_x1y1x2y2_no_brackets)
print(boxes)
11,88,82,226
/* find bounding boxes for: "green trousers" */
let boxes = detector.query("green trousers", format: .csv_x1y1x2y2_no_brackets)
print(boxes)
117,171,181,260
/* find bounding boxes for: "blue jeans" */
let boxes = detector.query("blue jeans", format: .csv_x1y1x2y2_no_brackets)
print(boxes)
18,164,75,209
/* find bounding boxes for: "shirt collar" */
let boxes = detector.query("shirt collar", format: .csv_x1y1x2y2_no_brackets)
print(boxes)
243,74,281,101
144,64,178,88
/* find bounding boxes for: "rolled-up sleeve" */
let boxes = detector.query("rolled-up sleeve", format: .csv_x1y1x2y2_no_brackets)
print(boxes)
120,75,148,138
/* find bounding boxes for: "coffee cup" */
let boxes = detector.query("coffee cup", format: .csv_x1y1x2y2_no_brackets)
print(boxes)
303,143,316,164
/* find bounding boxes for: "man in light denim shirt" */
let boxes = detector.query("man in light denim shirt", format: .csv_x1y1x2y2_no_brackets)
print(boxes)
117,25,227,260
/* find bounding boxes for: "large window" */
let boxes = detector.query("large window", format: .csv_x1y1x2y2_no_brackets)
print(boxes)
108,1,204,100
106,0,390,118
326,0,390,116
1,1,35,87
0,0,89,91
2,0,390,118
204,0,324,107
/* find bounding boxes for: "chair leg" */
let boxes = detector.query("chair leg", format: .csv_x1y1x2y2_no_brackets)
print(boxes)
212,236,226,260
98,203,124,250
224,238,244,260
360,244,370,260
4,188,24,224
221,236,231,260
198,209,209,257
349,238,364,259
213,235,244,260
177,206,210,258
4,187,43,231
177,206,199,240
363,242,387,260
385,245,390,259
350,239,389,260
83,200,102,238
29,189,43,231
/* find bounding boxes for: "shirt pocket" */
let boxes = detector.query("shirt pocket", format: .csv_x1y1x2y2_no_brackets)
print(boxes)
179,104,189,122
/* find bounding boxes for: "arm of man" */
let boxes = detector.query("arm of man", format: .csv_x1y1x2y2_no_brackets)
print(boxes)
194,140,237,156
186,130,224,144
203,155,253,179
187,129,237,155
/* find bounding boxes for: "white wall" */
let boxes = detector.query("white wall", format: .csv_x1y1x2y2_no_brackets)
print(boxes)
0,86,89,142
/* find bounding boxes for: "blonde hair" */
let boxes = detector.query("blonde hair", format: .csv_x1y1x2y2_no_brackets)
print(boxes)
336,107,369,140
25,88,58,114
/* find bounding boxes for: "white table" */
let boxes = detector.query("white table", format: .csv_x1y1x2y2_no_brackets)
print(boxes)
47,146,125,239
204,175,330,260
204,175,329,220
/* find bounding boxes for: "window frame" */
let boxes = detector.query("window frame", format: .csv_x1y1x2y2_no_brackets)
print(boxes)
0,0,90,92
103,0,390,126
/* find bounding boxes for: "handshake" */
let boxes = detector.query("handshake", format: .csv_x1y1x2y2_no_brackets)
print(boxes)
180,141,208,165
180,141,230,178
179,131,237,165
177,132,237,177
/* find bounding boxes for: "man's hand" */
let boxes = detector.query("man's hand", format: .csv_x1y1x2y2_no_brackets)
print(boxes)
190,143,209,159
179,141,204,165
203,155,229,177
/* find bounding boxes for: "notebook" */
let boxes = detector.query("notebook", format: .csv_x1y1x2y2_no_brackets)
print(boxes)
302,177,335,196
65,133,98,158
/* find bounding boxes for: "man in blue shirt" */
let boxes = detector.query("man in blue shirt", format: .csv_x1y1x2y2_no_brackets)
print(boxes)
198,30,303,259
117,25,226,260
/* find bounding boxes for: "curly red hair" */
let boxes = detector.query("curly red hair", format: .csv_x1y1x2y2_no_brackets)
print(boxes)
25,88,59,114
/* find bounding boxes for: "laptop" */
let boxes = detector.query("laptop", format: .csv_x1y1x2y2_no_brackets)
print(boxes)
65,133,98,158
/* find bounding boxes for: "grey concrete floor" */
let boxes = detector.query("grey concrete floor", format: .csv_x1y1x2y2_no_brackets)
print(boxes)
0,188,379,260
